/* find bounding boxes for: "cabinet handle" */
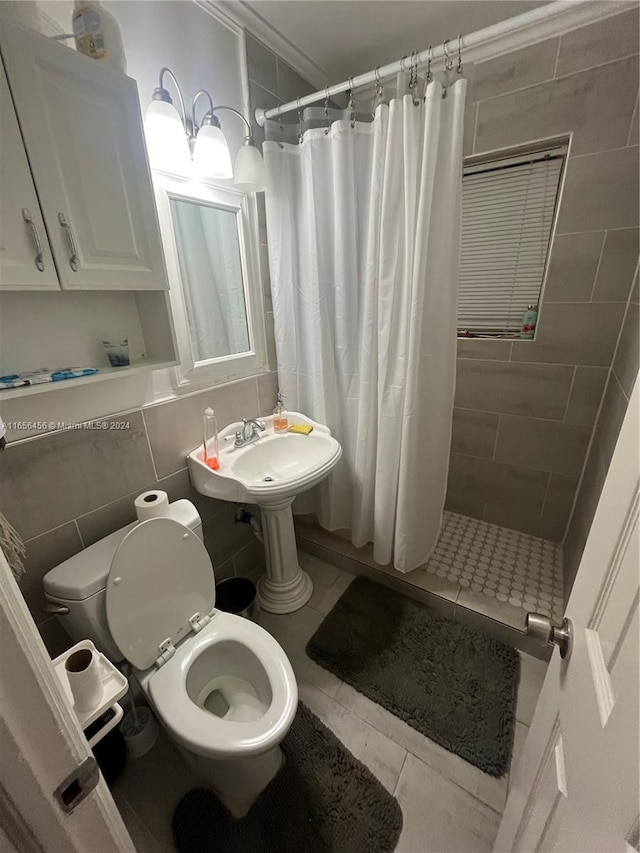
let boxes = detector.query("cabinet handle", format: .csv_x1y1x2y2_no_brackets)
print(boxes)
58,212,79,272
21,208,45,271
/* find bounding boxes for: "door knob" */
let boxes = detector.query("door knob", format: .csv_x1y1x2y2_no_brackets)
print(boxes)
525,612,573,659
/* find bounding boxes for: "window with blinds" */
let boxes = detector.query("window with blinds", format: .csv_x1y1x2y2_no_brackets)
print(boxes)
458,146,566,336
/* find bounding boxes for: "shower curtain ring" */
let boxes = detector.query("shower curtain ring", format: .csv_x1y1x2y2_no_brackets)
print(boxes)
443,39,454,71
324,86,331,134
426,46,433,84
372,66,383,117
408,51,419,105
296,97,303,144
408,51,416,88
348,77,356,127
456,34,463,74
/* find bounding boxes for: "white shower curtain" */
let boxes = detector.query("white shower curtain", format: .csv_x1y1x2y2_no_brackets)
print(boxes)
264,79,466,572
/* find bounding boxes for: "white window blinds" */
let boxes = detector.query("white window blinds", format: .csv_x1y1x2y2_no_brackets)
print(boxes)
458,148,565,335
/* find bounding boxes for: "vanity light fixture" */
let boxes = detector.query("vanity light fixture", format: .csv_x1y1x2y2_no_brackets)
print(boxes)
144,67,267,192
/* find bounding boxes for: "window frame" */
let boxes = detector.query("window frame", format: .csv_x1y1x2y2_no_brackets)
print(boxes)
153,172,268,388
458,136,570,340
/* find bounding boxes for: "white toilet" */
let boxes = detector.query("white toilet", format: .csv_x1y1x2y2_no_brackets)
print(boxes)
42,500,298,817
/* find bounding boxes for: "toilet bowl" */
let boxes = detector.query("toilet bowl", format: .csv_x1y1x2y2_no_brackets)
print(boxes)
139,611,296,814
42,500,297,817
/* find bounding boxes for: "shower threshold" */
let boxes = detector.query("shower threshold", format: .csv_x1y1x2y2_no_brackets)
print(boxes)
294,511,564,660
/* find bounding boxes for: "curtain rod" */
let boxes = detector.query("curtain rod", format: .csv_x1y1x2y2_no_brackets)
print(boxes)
255,0,634,126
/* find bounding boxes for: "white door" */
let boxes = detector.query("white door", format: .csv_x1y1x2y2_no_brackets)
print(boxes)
0,546,135,852
0,58,58,290
0,19,168,291
495,374,639,853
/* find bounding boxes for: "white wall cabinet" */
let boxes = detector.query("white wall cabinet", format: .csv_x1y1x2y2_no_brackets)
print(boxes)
0,60,58,290
0,19,168,291
0,19,176,396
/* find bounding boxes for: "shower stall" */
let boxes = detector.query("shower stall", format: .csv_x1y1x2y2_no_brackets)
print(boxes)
248,1,639,647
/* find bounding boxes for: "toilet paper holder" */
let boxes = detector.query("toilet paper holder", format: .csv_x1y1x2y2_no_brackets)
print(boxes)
52,639,128,747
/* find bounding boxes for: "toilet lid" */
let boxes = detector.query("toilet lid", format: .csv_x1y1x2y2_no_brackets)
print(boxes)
106,517,216,670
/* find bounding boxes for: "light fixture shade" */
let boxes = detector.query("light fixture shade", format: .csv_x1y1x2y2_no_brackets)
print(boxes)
144,99,191,175
233,142,268,192
193,124,233,180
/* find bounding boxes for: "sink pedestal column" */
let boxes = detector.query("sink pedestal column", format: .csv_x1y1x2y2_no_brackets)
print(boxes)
256,498,312,614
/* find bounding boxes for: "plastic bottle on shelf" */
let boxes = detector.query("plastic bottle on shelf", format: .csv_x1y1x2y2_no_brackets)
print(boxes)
273,392,289,433
72,1,127,74
203,407,220,470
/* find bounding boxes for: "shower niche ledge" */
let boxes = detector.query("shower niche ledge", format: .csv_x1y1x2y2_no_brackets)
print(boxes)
188,413,342,614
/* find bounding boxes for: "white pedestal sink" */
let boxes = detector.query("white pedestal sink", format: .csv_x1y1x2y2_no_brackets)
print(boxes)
187,413,342,614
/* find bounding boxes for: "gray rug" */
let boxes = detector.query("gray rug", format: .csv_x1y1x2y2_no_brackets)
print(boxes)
307,576,520,777
172,701,402,853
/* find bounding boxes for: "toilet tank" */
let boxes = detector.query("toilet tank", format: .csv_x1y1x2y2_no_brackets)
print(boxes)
43,500,204,662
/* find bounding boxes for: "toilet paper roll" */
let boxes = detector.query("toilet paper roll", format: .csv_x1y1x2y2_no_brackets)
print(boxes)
135,490,170,522
65,648,103,713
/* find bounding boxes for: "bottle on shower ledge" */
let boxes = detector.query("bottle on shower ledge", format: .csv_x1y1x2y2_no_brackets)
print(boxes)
203,407,220,470
519,304,538,339
273,392,289,433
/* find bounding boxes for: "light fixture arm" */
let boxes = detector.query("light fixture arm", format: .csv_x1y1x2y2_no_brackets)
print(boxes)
209,105,253,140
192,89,216,135
153,67,187,131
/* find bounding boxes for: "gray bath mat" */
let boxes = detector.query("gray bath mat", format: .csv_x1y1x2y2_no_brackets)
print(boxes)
307,576,520,777
172,701,402,853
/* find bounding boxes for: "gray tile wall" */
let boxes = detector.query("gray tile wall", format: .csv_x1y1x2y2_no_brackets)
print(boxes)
448,10,639,569
245,33,315,377
562,265,638,597
1,375,278,657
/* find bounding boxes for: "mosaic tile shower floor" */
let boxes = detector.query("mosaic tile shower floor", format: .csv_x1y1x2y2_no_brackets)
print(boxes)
424,511,564,623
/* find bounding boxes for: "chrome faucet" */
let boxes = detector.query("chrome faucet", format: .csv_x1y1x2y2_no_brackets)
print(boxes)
226,418,266,448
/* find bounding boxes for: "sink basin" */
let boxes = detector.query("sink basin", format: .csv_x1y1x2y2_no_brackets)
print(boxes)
188,412,342,615
188,413,342,506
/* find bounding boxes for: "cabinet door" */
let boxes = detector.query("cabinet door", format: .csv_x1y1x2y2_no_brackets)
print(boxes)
0,21,168,291
0,58,58,290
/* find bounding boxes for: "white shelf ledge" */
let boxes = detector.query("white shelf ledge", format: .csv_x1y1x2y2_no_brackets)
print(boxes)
0,358,176,400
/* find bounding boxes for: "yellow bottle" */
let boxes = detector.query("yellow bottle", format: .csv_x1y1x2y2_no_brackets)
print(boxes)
273,392,289,433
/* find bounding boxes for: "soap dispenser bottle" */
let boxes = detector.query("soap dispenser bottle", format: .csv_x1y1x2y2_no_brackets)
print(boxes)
273,392,289,433
203,407,220,470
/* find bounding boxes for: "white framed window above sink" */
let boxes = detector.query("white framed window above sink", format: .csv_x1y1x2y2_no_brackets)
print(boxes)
154,173,268,388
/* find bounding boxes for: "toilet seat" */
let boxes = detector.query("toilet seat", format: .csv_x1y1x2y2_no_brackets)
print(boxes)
106,517,216,670
145,610,297,760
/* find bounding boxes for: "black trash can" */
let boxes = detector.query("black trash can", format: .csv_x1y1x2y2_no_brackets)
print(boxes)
215,577,259,622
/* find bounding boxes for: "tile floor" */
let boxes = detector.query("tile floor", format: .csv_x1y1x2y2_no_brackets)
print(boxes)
424,512,564,623
297,511,564,634
110,551,548,853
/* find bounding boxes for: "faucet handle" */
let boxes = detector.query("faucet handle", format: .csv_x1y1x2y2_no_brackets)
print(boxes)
225,431,243,447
